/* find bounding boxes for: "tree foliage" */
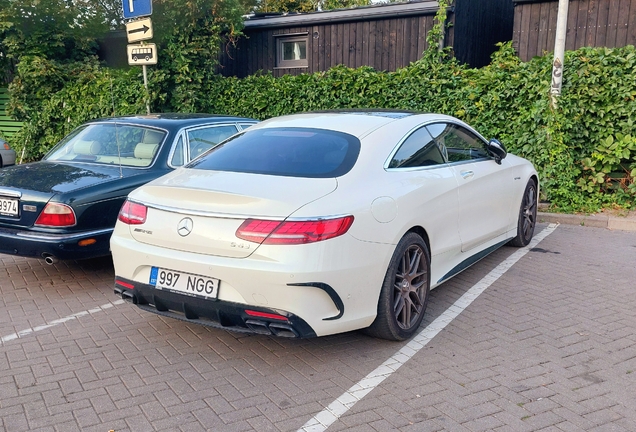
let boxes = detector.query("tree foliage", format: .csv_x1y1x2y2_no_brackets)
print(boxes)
0,0,248,86
149,0,248,112
0,0,113,62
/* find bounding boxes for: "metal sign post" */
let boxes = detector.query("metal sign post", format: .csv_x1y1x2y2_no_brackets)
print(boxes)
143,65,150,115
122,0,154,115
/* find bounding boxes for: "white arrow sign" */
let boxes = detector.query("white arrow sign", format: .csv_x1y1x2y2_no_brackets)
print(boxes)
125,18,153,43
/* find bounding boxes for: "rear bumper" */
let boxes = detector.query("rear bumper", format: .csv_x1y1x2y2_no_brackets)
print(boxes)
114,277,317,338
0,226,113,260
110,223,393,337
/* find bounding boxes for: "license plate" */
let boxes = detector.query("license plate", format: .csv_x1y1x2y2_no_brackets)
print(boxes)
149,267,219,299
0,197,19,216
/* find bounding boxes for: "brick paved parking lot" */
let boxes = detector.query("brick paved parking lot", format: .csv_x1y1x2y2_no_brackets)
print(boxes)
1,223,635,432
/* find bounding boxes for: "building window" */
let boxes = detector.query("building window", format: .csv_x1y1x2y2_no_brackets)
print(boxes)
277,36,308,68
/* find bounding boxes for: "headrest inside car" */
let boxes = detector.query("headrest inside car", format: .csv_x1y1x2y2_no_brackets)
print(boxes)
74,140,101,156
134,143,159,159
142,130,163,144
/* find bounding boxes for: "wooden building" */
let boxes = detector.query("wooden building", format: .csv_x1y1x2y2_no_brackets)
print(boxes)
217,0,514,78
513,0,636,61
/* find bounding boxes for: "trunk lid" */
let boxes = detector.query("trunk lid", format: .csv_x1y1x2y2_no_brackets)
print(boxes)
128,169,338,258
0,161,140,228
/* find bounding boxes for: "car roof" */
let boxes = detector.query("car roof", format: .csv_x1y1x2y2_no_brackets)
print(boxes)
251,111,460,139
89,113,256,130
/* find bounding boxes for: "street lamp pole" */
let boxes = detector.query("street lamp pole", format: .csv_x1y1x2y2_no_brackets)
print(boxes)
550,0,569,108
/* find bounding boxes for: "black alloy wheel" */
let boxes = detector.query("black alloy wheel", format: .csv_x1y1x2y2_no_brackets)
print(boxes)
366,232,430,341
509,179,538,247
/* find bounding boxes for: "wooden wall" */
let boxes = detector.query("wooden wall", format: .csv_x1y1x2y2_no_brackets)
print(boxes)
513,0,636,61
217,15,439,78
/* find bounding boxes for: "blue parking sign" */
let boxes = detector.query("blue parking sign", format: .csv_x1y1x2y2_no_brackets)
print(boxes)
122,0,152,19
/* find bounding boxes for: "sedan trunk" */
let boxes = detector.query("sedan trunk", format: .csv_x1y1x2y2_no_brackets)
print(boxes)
0,161,131,228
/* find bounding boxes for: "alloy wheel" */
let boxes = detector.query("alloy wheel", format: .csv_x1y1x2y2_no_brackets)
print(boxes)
522,184,537,241
393,244,428,330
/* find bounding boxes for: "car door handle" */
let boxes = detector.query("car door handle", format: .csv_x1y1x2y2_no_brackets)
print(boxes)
460,170,474,179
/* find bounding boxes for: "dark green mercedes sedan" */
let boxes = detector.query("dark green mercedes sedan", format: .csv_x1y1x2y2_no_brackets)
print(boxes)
0,113,257,263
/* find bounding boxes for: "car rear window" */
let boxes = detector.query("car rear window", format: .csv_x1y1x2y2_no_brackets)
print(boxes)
188,127,360,178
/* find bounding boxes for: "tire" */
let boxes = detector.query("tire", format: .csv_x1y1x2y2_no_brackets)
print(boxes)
366,232,431,341
508,179,538,247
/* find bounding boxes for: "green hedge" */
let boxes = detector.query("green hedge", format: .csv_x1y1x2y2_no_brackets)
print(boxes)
6,43,636,212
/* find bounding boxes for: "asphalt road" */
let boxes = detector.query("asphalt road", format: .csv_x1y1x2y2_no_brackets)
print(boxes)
1,223,635,432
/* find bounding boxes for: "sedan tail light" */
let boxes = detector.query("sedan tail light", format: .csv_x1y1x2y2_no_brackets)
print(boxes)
34,203,77,227
236,216,354,245
118,200,148,225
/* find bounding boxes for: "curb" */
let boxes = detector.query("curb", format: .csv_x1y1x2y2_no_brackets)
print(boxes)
537,212,636,232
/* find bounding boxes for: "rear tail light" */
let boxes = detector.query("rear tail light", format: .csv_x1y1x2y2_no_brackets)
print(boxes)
118,200,148,225
236,216,354,245
34,203,77,227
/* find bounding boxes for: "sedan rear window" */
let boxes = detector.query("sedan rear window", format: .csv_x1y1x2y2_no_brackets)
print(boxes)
188,127,360,178
45,123,166,168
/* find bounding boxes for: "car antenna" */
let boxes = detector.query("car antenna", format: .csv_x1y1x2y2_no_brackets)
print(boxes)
110,75,123,178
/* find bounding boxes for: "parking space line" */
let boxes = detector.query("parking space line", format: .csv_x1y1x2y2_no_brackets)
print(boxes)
298,224,559,432
0,299,125,345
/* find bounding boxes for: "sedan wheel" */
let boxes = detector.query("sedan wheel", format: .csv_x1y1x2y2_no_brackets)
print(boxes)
509,179,537,247
366,232,430,341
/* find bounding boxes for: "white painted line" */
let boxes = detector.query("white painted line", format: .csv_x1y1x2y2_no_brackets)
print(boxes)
298,224,559,432
1,299,125,345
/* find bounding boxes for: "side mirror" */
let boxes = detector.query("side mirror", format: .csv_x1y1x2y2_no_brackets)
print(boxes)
487,139,507,165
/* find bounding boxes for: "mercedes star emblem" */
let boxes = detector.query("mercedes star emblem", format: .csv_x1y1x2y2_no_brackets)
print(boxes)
177,217,193,237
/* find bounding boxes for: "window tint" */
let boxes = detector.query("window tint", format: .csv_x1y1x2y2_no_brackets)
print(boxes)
426,123,488,163
389,127,445,168
188,128,360,178
187,125,239,160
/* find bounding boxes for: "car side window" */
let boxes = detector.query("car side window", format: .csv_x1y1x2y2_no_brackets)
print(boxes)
170,135,185,167
426,123,489,163
187,125,239,161
388,126,446,169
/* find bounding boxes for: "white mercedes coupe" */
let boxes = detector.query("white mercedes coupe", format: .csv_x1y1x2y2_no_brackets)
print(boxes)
111,111,538,341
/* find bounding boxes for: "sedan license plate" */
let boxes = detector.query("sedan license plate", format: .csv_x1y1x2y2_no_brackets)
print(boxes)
0,197,19,216
150,267,219,299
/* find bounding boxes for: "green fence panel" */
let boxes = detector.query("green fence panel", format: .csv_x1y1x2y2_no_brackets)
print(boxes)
0,87,22,139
